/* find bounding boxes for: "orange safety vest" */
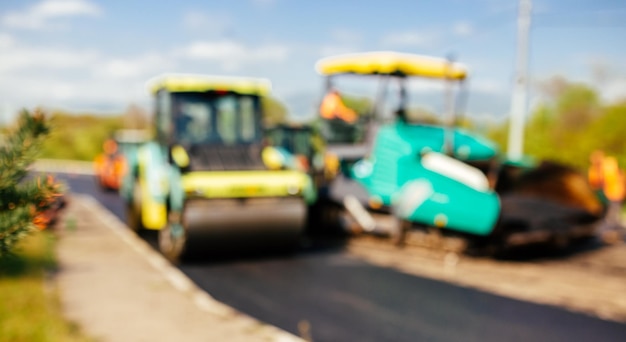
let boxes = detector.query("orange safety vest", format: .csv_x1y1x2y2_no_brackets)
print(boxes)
588,150,605,190
94,154,107,173
320,92,358,123
113,155,128,177
588,162,603,190
602,156,625,202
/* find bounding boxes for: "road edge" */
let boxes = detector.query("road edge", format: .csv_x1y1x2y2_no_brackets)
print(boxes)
77,193,303,342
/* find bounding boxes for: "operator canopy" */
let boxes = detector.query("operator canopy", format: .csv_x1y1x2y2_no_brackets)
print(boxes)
147,73,272,96
315,51,468,80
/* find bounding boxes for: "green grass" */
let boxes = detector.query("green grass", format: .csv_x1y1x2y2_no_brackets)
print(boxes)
0,231,93,342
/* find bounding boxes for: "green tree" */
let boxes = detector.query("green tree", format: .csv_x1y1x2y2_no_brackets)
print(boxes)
485,77,625,170
585,101,626,167
262,96,289,127
40,112,124,161
405,107,441,125
340,94,373,117
122,104,150,129
0,110,63,257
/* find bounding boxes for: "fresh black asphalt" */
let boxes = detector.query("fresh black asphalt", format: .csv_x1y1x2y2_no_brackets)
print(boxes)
57,173,626,342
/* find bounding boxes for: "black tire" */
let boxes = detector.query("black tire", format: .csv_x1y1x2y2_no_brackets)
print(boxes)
390,218,410,247
305,201,343,236
159,220,187,264
126,181,144,232
320,202,344,233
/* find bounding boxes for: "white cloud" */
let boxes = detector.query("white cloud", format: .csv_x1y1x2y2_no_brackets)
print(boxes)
254,44,290,61
179,40,289,71
0,75,78,107
96,53,175,80
470,78,506,94
0,33,14,48
0,42,167,120
452,21,474,37
184,40,244,60
381,30,439,48
398,76,506,96
0,72,151,115
406,79,447,93
0,36,296,121
601,79,626,103
2,0,101,30
0,46,98,73
182,11,231,34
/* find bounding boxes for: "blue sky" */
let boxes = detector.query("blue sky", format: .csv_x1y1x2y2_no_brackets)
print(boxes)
0,0,625,124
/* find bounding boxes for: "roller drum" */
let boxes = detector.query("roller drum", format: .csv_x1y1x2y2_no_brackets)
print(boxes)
182,197,306,255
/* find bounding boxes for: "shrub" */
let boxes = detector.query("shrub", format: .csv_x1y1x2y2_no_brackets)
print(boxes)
0,110,63,258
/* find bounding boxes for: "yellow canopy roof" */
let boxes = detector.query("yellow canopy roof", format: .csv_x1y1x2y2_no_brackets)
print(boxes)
147,73,272,95
315,51,468,80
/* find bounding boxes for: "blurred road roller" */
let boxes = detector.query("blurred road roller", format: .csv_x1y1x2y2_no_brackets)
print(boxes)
121,74,316,262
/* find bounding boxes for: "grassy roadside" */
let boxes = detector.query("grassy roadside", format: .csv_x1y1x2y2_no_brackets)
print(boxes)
0,230,92,342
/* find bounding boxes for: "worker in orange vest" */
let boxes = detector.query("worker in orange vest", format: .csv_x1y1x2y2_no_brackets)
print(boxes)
319,90,358,123
603,157,625,203
588,150,605,195
594,154,625,244
94,138,127,190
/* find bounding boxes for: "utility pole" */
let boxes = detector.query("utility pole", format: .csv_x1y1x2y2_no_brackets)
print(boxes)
507,0,532,161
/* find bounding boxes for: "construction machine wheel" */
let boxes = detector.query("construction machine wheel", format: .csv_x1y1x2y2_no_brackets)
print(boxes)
309,200,345,235
159,218,187,263
126,181,144,232
390,218,411,247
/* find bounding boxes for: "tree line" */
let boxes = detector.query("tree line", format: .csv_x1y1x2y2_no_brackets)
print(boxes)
486,76,626,170
6,78,624,171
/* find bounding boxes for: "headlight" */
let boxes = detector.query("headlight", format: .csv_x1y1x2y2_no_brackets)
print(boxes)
262,147,286,170
324,152,340,177
171,145,190,168
287,185,300,195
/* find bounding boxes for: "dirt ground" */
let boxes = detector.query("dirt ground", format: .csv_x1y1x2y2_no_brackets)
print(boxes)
347,235,626,323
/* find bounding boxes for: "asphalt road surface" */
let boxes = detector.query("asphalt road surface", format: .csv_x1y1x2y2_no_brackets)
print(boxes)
55,173,626,342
